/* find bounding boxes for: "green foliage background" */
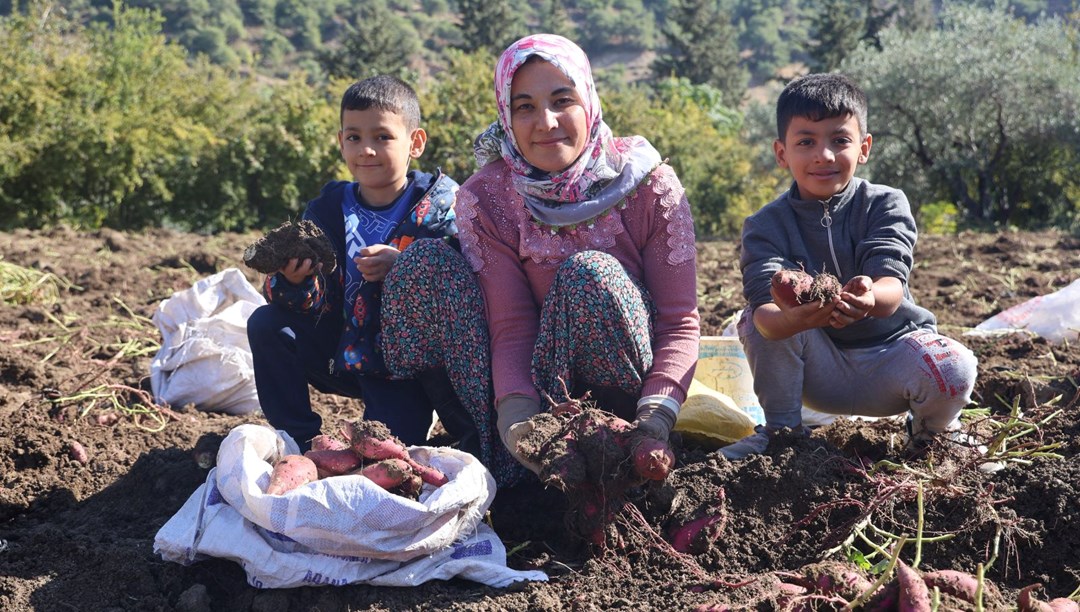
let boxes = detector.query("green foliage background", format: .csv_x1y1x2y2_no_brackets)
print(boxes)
0,0,1077,235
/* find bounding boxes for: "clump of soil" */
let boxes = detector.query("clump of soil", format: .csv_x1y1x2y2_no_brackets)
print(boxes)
242,219,336,274
772,267,842,306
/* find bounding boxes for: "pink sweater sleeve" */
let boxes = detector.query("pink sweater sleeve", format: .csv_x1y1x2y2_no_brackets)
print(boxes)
631,165,700,403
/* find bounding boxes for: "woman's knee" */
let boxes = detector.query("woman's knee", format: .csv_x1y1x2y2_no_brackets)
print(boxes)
556,250,624,284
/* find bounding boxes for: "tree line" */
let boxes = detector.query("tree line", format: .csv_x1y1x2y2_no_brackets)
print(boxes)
0,1,1077,234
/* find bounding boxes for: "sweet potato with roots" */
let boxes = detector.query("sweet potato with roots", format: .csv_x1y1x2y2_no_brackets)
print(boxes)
515,394,679,550
668,487,726,554
265,454,318,495
772,267,841,308
1018,584,1080,612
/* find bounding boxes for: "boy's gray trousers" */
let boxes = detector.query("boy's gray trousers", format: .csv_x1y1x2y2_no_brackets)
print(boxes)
737,309,978,438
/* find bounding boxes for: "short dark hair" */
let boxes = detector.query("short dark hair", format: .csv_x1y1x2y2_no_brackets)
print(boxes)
776,73,868,141
340,75,421,131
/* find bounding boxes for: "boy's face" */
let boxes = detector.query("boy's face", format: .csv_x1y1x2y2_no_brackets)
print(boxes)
774,113,871,202
337,108,426,206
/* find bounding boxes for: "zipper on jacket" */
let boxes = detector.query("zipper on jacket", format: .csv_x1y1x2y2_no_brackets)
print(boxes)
820,199,843,277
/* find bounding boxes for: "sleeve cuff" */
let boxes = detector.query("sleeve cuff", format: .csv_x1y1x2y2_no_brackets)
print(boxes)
637,394,680,418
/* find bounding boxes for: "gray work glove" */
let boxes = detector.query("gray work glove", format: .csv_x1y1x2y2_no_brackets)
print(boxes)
719,426,771,460
496,394,543,475
633,395,680,441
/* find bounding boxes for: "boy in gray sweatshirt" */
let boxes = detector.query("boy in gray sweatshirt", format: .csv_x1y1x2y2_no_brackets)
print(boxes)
722,73,978,460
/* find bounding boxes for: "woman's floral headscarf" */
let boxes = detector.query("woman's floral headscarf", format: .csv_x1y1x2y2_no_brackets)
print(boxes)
473,34,660,230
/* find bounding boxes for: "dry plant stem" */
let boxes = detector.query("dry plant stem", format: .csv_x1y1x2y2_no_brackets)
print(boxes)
53,383,182,432
976,563,987,612
914,481,925,569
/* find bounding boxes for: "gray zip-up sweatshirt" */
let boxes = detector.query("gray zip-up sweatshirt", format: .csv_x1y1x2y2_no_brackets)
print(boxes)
740,177,936,348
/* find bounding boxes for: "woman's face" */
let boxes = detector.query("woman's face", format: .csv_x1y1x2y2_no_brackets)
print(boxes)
508,59,589,174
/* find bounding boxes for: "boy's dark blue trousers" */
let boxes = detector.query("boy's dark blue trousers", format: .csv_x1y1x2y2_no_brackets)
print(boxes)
247,303,470,452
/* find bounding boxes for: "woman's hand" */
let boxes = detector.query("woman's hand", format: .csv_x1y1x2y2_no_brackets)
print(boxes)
354,244,401,283
497,395,543,474
279,258,318,285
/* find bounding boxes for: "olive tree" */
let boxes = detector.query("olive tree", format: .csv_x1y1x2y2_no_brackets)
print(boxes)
843,6,1080,228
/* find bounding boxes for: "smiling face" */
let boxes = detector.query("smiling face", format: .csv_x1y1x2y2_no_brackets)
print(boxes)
508,58,589,174
774,113,871,202
337,108,426,206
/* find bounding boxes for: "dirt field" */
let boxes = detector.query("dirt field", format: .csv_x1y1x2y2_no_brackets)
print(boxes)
1,227,1078,611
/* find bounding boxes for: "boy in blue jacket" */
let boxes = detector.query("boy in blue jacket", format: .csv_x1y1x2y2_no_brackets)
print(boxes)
247,75,471,454
722,73,979,460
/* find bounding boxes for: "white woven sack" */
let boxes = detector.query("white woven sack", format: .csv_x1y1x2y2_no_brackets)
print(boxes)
213,424,496,562
154,433,548,588
150,268,265,415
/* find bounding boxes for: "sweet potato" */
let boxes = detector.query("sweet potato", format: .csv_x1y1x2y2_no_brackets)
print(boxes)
771,268,841,307
803,560,873,600
404,457,449,487
265,454,318,495
69,441,89,465
347,420,410,461
772,268,814,307
921,569,984,603
309,434,349,451
1018,584,1056,612
304,448,362,478
1049,599,1080,612
896,561,932,612
669,512,725,554
631,436,675,481
358,458,414,491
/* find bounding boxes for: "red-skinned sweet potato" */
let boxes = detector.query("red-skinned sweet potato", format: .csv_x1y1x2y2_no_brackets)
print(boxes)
896,561,932,612
347,420,411,461
921,569,984,603
1018,585,1055,612
357,458,414,491
1049,599,1080,612
631,436,675,481
404,457,449,487
772,268,841,307
310,434,349,451
265,454,318,495
304,448,363,478
669,512,725,554
343,420,448,487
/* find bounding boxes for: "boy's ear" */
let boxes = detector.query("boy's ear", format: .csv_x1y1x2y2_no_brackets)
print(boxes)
858,133,872,164
409,128,427,159
773,138,789,169
336,130,345,152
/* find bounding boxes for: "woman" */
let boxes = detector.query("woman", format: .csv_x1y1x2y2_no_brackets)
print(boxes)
457,34,700,472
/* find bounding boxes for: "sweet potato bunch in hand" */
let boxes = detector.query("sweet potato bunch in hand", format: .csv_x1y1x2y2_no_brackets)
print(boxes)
514,395,676,549
262,419,448,499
